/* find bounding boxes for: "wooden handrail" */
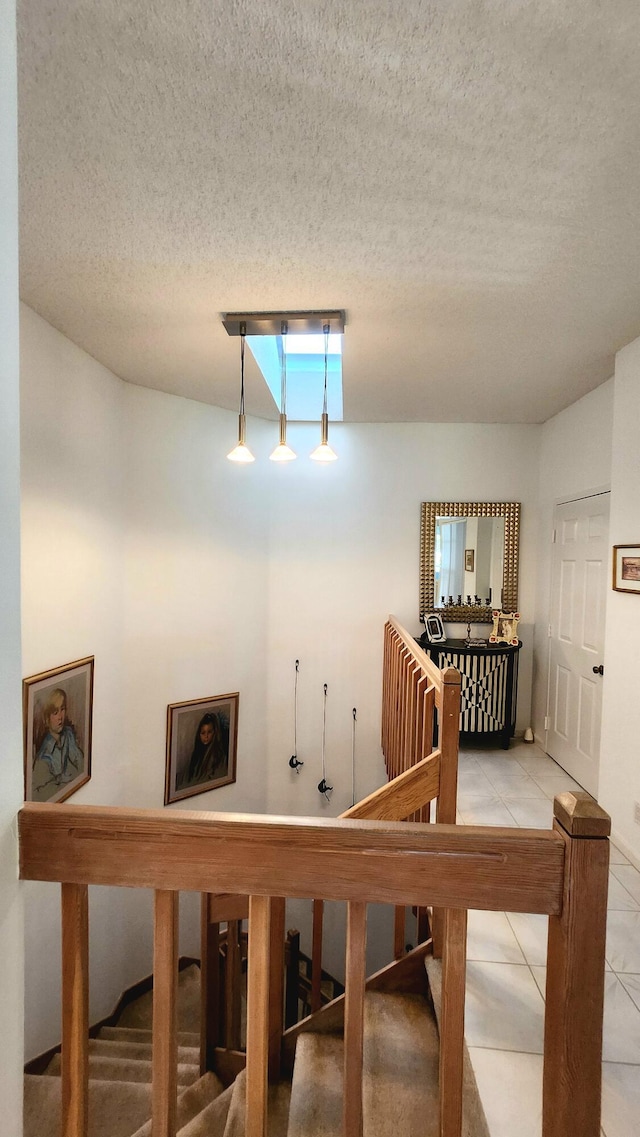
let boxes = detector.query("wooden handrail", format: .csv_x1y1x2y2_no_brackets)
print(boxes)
19,803,566,914
342,749,441,821
19,791,610,1137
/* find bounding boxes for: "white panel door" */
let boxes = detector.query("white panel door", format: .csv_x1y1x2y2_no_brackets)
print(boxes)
546,493,609,795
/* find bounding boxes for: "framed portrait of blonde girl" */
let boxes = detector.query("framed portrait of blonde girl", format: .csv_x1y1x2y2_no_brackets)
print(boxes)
23,656,94,803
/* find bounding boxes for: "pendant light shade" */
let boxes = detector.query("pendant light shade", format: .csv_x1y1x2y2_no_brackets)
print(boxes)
310,322,337,462
227,325,255,463
270,321,297,462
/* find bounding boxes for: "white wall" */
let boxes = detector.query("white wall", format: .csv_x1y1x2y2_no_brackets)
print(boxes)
0,0,24,1123
265,421,540,973
600,341,640,863
20,307,272,1056
532,380,614,741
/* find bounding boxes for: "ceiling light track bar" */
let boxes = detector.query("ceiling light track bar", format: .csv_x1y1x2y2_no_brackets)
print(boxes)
222,310,345,336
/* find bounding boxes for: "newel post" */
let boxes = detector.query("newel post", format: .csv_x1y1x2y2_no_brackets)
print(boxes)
542,792,610,1137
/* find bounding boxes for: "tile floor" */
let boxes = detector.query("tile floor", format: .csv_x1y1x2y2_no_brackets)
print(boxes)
458,739,640,1137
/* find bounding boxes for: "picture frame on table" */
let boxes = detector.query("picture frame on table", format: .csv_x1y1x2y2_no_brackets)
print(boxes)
421,612,447,644
165,691,239,805
612,544,640,593
23,656,94,804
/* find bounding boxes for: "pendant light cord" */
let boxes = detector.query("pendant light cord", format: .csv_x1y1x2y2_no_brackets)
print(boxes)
294,659,299,755
281,319,288,414
239,323,246,414
351,706,357,807
322,321,329,415
321,683,327,780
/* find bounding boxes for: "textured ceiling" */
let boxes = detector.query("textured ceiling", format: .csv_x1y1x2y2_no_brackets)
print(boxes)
17,1,640,423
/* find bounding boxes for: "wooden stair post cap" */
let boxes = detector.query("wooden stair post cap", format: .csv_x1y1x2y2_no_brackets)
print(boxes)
554,791,611,838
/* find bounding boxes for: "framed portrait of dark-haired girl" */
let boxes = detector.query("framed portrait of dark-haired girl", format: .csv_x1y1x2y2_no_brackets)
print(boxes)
165,692,238,805
23,656,94,804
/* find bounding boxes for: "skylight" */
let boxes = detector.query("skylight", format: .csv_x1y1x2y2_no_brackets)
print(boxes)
246,333,343,421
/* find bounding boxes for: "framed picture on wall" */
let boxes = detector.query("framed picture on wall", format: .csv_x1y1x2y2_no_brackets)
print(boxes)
464,548,475,572
23,656,94,804
165,692,239,805
613,544,640,593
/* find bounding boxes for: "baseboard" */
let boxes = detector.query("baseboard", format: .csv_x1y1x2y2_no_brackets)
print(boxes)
24,955,200,1075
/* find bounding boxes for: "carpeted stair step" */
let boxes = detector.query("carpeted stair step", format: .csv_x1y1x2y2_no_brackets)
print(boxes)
23,1074,152,1137
129,1072,226,1137
88,1036,200,1065
287,1032,344,1137
424,957,490,1137
116,964,201,1033
43,1051,200,1087
177,1082,234,1137
222,1066,291,1137
97,1025,200,1048
363,991,440,1136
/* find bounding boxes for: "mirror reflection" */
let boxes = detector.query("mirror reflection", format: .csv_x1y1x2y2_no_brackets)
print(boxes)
435,516,505,609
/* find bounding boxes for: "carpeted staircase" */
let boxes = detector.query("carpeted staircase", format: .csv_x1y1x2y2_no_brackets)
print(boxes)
24,961,490,1137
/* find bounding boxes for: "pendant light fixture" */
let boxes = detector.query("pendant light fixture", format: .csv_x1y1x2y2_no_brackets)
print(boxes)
227,322,255,463
269,320,297,462
310,321,337,462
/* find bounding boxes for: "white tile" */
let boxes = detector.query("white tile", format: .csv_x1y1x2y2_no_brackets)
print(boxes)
458,767,496,795
475,753,527,777
456,790,503,812
530,772,585,799
467,909,526,964
530,965,546,1000
503,798,554,829
505,913,549,967
602,973,640,1064
484,771,548,798
609,844,631,866
611,864,640,904
602,1061,640,1137
465,961,545,1053
607,873,640,912
619,974,640,1013
458,800,518,827
606,911,640,973
468,1048,542,1137
514,752,564,778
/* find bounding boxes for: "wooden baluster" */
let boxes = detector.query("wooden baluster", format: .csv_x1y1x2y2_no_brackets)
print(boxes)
433,668,461,957
152,889,179,1137
284,929,301,1028
542,793,610,1137
393,905,405,960
200,895,221,1072
311,898,324,1013
439,907,467,1137
225,919,242,1051
246,895,272,1137
343,901,367,1137
61,882,89,1137
268,896,286,1079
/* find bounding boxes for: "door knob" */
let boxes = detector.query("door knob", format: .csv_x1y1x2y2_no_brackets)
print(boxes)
592,664,604,676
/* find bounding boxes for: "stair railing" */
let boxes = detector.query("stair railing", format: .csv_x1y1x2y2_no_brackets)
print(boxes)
200,614,461,1057
19,788,610,1137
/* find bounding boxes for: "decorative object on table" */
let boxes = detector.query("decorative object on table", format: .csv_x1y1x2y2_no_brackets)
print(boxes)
612,544,640,593
465,548,475,572
165,692,238,804
421,612,446,644
288,659,304,772
489,610,520,646
317,683,333,801
420,501,520,624
23,656,94,804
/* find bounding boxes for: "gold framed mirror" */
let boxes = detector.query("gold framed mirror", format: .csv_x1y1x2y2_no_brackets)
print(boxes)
420,502,520,623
